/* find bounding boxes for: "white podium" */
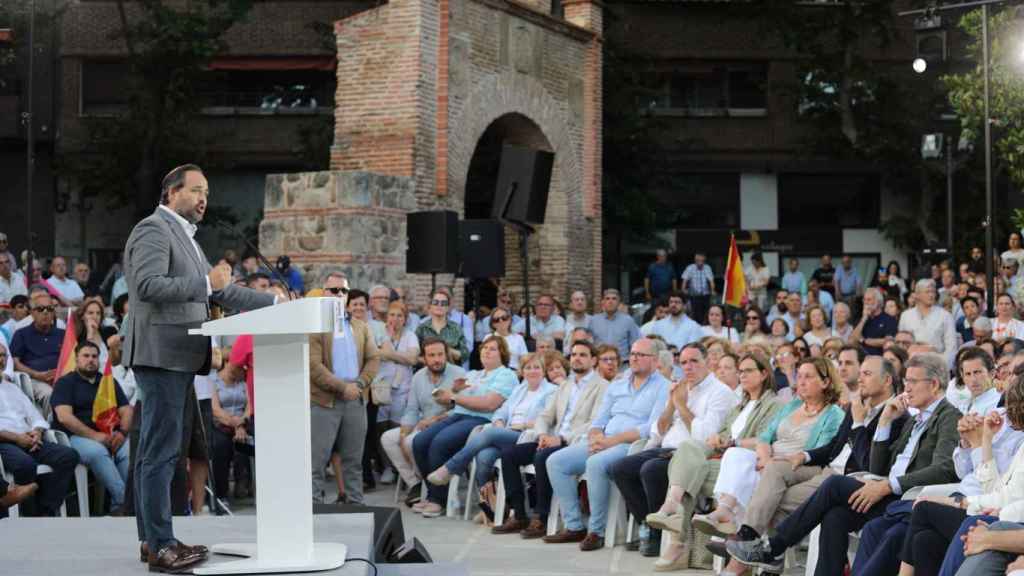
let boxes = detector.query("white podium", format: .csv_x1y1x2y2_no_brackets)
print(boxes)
188,297,348,574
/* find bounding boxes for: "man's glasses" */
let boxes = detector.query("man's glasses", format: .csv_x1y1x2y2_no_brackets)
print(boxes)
32,306,56,313
326,287,350,295
629,351,655,358
431,299,449,307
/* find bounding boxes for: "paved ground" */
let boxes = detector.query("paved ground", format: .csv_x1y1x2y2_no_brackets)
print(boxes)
223,480,807,575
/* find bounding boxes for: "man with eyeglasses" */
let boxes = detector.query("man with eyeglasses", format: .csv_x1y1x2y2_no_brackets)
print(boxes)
309,271,380,505
595,345,620,381
529,294,566,342
728,352,961,574
590,289,640,363
9,292,64,417
543,337,670,551
414,290,468,366
0,251,26,305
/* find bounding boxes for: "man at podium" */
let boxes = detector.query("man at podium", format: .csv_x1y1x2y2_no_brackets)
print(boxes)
122,164,276,573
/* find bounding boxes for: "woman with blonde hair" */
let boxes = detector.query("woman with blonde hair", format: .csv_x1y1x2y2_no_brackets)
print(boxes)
645,352,782,571
801,306,831,347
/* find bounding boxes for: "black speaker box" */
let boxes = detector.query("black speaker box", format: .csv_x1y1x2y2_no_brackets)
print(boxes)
406,210,459,274
387,537,434,564
313,503,406,563
459,219,505,279
491,145,554,225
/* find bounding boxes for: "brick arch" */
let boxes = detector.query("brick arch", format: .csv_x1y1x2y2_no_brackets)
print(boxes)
446,71,586,302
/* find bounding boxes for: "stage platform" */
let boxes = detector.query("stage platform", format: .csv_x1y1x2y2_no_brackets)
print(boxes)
0,514,375,575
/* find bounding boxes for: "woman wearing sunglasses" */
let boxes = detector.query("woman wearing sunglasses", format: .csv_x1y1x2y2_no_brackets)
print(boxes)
487,308,528,370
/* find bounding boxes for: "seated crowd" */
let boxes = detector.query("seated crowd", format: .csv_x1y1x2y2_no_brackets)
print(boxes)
5,243,1024,576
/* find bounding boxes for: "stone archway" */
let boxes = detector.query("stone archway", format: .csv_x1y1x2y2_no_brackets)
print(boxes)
448,72,594,303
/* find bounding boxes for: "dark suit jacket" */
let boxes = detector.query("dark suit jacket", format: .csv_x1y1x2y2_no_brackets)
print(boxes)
123,207,275,373
807,404,908,475
868,398,962,492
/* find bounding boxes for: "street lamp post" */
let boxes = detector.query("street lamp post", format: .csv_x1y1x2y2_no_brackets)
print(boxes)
901,0,1003,315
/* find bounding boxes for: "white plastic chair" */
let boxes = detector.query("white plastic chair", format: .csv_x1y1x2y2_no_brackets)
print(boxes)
52,430,90,517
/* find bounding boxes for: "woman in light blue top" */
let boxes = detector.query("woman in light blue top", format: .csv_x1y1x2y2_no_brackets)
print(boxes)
426,352,556,491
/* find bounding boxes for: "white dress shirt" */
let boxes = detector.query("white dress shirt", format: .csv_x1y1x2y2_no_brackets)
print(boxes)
954,408,1024,497
0,380,48,434
558,370,596,440
159,204,212,295
898,305,957,364
650,372,738,449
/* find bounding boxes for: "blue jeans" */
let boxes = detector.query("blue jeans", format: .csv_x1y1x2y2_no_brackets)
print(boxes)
412,414,489,505
134,367,192,551
547,441,630,536
954,521,1024,576
444,426,521,488
70,435,130,507
938,514,1000,576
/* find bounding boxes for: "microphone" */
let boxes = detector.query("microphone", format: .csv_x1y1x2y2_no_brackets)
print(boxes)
212,219,293,290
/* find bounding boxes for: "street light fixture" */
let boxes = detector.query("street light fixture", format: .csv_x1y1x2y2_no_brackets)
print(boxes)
913,58,929,73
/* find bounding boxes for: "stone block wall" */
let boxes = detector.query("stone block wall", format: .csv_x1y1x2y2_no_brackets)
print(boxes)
260,171,417,289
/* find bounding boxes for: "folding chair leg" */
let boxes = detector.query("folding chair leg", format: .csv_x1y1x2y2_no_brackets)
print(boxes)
394,476,403,505
494,463,506,526
75,465,89,518
446,474,461,518
463,461,477,521
547,496,561,536
605,486,627,549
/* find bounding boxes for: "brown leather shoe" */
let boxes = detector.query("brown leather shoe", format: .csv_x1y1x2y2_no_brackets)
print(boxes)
579,532,605,551
520,518,546,539
141,542,209,564
542,528,587,544
491,517,528,534
147,545,205,573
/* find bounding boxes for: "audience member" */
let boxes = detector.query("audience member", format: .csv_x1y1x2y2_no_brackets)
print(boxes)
852,287,898,355
899,279,957,365
645,249,677,302
412,335,517,517
993,294,1024,342
415,290,469,366
595,344,620,381
308,271,380,505
488,308,528,370
645,351,781,570
812,255,837,296
0,251,26,304
529,294,566,342
651,292,703,349
564,291,593,351
834,254,862,305
380,338,465,506
702,304,740,343
274,255,303,295
745,253,771,311
610,342,736,556
10,291,64,416
590,289,640,362
641,297,668,337
51,341,132,512
781,258,806,296
46,256,84,306
0,343,80,517
681,253,715,326
543,337,669,550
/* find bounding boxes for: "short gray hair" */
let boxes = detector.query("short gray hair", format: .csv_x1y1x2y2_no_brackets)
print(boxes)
369,284,390,297
915,278,936,292
323,270,348,285
906,352,948,387
863,287,883,303
535,335,555,348
647,337,668,355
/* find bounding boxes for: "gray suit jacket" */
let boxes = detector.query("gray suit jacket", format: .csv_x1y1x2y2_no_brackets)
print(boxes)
122,207,275,373
532,372,609,445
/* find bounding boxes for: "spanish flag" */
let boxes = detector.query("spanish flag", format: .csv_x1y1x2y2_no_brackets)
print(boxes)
92,358,120,434
55,309,78,378
723,234,748,308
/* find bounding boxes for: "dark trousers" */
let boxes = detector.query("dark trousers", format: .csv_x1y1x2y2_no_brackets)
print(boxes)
363,401,381,483
938,515,999,576
852,500,913,576
0,441,79,516
499,441,564,521
900,501,967,576
609,448,672,534
134,366,193,552
411,414,488,505
772,474,897,576
210,426,250,499
690,295,711,326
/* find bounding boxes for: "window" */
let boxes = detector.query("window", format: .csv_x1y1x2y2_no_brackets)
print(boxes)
80,60,131,115
654,173,740,229
640,63,767,114
196,70,334,111
778,173,881,228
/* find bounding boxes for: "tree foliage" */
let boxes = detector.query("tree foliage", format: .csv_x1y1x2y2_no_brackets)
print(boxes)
58,0,253,216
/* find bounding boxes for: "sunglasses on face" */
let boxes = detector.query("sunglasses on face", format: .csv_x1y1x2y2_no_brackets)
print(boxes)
492,315,509,322
747,316,759,321
431,299,449,307
326,287,350,295
32,306,56,313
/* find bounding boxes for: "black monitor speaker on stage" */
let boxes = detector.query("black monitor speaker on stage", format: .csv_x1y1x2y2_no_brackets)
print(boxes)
491,145,554,225
459,219,505,278
406,210,459,274
313,503,406,563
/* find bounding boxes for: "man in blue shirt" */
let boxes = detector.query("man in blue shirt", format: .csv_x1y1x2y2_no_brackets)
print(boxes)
542,338,670,551
833,254,862,305
781,258,807,297
10,292,64,417
645,250,676,302
590,289,641,361
852,288,898,356
275,255,304,295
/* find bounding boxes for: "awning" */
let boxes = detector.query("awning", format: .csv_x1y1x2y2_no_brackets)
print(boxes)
207,56,335,71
